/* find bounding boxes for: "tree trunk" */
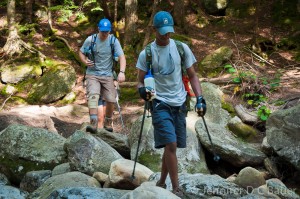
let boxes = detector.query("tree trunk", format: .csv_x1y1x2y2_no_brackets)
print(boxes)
25,0,34,23
98,0,112,20
124,0,138,45
173,0,185,29
142,0,158,48
48,0,53,31
113,0,120,37
2,0,46,59
2,0,24,56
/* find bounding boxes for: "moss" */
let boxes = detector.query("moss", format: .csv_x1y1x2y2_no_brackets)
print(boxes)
27,64,76,104
228,122,257,141
57,92,76,105
0,155,59,184
221,99,236,117
119,87,140,104
14,78,37,94
138,151,161,172
1,86,9,96
19,23,38,38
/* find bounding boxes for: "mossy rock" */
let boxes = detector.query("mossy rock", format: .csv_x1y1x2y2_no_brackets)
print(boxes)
199,46,233,77
27,64,76,104
228,116,258,141
1,63,42,84
221,98,236,117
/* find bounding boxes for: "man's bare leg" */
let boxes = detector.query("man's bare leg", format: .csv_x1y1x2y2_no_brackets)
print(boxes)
104,101,114,132
97,103,106,128
158,142,178,190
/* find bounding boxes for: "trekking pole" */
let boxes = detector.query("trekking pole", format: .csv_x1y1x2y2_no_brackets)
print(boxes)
201,116,220,162
131,101,148,180
115,82,124,129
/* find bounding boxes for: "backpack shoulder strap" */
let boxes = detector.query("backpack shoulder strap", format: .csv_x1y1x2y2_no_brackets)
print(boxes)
145,43,152,70
90,34,97,50
110,34,118,79
174,40,187,76
89,34,97,65
110,34,116,55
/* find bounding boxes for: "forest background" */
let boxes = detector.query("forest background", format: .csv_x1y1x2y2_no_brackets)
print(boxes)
0,0,300,115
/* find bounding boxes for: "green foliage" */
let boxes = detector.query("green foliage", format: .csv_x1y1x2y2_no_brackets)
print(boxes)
0,1,6,7
272,0,300,30
224,64,236,73
50,1,79,23
119,87,140,104
224,63,278,121
295,52,300,62
243,93,267,106
83,0,96,6
257,105,271,121
226,1,257,18
18,24,37,37
122,46,139,82
75,12,86,21
0,86,9,97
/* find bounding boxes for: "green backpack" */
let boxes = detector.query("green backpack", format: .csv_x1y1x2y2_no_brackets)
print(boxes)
145,40,195,111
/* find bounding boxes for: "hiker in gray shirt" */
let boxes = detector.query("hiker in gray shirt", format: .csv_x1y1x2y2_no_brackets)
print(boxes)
79,18,126,132
136,11,206,198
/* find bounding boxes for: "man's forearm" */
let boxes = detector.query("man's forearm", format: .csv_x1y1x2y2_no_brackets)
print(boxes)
119,55,126,72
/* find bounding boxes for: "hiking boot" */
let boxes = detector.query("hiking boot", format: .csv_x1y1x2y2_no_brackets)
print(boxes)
156,180,167,189
172,188,184,198
86,117,98,134
104,117,113,132
86,125,97,134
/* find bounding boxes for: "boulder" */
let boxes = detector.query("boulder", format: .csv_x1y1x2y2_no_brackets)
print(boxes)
108,159,153,189
64,130,123,175
234,167,266,190
266,104,300,171
29,171,100,198
0,124,67,184
27,64,76,104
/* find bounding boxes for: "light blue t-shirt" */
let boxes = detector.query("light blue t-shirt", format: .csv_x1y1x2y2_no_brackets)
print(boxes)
80,34,124,76
136,39,197,106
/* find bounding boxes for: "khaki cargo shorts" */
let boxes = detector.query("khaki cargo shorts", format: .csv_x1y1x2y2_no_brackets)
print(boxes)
86,75,116,103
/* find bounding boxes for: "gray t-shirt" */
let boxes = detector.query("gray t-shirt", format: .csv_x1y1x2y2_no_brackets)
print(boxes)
136,39,197,106
80,34,124,76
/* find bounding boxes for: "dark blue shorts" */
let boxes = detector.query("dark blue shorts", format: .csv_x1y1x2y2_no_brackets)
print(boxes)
151,99,187,149
98,97,106,106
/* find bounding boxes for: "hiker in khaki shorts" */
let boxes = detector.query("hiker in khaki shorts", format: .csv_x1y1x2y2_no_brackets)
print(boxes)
79,18,126,132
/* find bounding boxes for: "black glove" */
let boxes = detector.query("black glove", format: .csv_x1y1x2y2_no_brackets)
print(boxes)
138,87,154,101
195,95,206,116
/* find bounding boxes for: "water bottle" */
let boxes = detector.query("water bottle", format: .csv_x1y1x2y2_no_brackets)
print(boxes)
114,53,119,62
144,69,156,100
